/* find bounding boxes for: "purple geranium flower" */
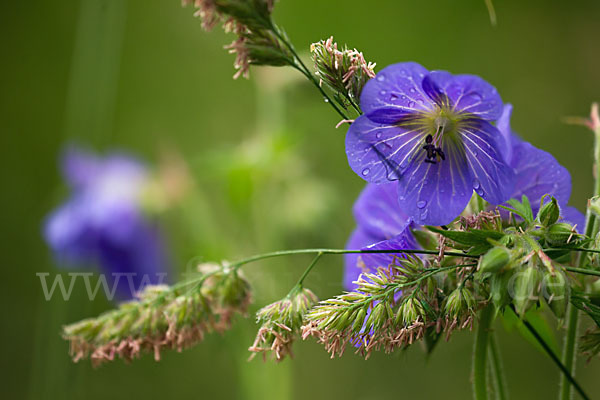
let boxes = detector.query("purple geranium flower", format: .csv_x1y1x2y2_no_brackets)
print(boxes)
497,105,585,229
344,182,417,289
346,62,515,226
44,147,169,299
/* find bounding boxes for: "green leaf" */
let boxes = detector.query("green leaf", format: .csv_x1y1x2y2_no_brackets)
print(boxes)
504,195,534,224
426,226,504,248
501,307,559,355
571,290,600,329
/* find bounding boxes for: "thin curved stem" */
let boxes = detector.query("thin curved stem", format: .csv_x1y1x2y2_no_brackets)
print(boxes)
561,106,600,400
269,25,349,120
488,332,508,400
474,305,495,400
295,252,323,287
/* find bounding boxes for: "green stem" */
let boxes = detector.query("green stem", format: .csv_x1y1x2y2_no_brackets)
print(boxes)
474,305,495,400
270,25,349,120
295,252,323,287
488,332,508,400
561,107,600,400
230,247,478,270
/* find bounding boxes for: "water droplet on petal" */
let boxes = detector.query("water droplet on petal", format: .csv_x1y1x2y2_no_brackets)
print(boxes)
399,195,406,201
473,179,480,190
376,132,382,139
477,189,484,196
417,200,427,209
420,210,428,220
361,168,370,176
376,74,385,82
409,88,416,93
390,94,398,101
400,95,407,100
380,90,387,96
408,101,416,108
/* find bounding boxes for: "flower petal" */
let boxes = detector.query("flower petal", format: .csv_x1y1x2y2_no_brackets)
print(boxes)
561,206,585,232
61,147,100,189
422,71,503,120
396,140,473,225
360,62,434,123
346,115,424,183
353,182,411,239
359,229,419,271
344,228,379,290
459,120,515,205
508,140,572,214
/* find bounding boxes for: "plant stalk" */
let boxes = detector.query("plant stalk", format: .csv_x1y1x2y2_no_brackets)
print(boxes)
474,304,495,400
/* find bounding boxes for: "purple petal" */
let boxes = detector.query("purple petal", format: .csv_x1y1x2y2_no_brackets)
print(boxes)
43,200,97,264
561,206,585,232
396,139,473,225
344,228,379,290
97,221,170,299
61,147,100,189
359,229,419,271
459,120,515,205
345,115,424,183
422,71,503,120
508,140,572,214
495,104,515,164
353,182,411,239
360,62,435,123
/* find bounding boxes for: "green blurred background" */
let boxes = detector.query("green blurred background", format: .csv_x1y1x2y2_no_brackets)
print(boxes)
2,0,600,398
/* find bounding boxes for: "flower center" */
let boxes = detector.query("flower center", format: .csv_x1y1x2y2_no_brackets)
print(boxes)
420,108,460,164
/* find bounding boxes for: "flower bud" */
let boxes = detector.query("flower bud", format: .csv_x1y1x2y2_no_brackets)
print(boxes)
511,266,542,316
542,270,570,319
490,271,513,310
538,196,560,227
479,247,511,275
544,222,575,246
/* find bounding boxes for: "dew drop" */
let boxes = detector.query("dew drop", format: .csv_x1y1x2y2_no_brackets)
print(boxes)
390,94,398,101
380,90,387,95
324,97,329,103
399,195,406,201
376,74,385,82
417,200,427,209
361,168,370,176
473,179,481,190
376,132,382,139
400,95,407,100
477,189,484,196
408,101,416,108
409,88,417,93
420,210,428,220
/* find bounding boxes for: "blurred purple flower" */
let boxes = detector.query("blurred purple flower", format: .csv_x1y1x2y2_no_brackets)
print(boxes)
497,105,585,229
44,147,169,299
346,62,514,226
344,182,417,289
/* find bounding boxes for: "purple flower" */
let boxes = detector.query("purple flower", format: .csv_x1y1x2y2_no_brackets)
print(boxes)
497,105,585,229
346,62,514,226
44,147,169,299
344,182,417,289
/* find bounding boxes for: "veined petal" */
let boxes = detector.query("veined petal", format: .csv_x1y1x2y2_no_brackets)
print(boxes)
509,140,572,214
396,140,473,225
459,120,515,205
344,228,379,290
353,182,411,239
346,115,424,183
359,229,419,271
561,206,585,232
423,71,503,121
361,62,434,123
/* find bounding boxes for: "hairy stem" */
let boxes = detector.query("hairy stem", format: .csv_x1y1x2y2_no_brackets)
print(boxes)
474,305,495,400
561,105,600,400
488,332,508,400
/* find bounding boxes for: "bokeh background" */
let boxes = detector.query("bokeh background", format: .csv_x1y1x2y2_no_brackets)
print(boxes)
2,0,600,398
